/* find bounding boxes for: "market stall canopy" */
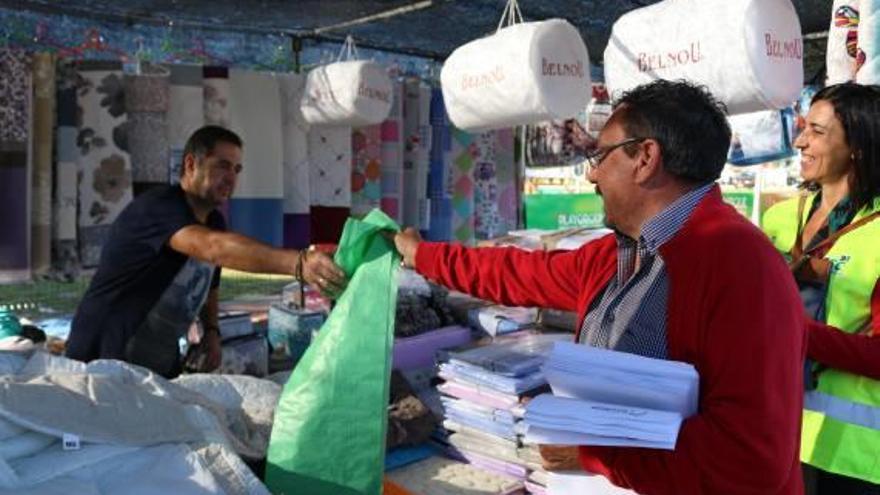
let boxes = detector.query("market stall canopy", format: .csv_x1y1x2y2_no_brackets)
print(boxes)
4,0,834,62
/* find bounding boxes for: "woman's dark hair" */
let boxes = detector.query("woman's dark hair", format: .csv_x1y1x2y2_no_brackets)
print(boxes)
812,83,880,212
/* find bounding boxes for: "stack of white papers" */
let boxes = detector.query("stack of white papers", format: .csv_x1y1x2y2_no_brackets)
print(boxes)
544,342,699,415
522,342,699,450
521,395,683,450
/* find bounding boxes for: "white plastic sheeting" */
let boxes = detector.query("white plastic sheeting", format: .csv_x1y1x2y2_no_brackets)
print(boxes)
0,351,280,495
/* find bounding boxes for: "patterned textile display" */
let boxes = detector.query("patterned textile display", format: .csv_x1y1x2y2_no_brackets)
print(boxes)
125,66,170,193
53,62,79,277
473,131,499,241
827,0,861,83
426,87,452,241
402,78,432,229
449,128,476,244
351,124,383,217
278,72,311,248
0,48,32,282
227,69,283,246
166,65,203,183
31,52,55,275
380,79,405,223
309,125,352,244
76,61,133,268
856,0,880,84
308,125,352,208
494,128,518,235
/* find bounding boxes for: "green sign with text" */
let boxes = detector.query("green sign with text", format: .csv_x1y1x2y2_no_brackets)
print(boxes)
524,191,755,230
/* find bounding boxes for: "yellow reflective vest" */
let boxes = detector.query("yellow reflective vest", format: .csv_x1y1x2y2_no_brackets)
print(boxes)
763,194,880,483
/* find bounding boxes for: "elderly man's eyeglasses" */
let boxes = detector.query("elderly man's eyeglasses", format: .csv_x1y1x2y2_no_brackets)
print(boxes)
586,137,648,170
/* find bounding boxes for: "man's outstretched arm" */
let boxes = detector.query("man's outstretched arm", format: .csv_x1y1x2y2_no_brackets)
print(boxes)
169,225,346,295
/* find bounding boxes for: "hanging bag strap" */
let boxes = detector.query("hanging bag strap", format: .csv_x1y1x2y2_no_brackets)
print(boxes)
496,0,524,31
335,35,360,62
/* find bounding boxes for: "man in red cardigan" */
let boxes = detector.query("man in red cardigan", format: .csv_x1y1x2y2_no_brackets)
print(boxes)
393,80,806,494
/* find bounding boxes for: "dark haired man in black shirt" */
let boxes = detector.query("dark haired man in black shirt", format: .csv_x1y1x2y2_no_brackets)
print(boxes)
67,126,345,378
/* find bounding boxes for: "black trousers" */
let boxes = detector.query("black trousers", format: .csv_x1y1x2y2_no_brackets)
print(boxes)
803,464,880,495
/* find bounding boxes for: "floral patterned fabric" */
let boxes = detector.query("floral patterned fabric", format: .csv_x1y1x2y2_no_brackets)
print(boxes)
76,61,133,267
351,124,383,217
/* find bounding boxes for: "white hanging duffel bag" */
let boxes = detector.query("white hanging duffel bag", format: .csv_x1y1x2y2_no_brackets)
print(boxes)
300,37,393,127
441,0,591,132
603,0,803,115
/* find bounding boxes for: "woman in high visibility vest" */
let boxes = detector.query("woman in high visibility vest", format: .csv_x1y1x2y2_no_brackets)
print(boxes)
763,83,880,494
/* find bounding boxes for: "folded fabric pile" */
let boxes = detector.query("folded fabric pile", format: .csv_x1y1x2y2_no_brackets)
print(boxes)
522,342,699,451
433,333,570,493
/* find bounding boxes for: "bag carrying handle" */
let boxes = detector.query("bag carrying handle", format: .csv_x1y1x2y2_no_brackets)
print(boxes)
335,35,361,62
496,0,524,32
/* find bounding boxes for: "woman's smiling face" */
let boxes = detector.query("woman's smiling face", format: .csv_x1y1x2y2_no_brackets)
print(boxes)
794,99,853,185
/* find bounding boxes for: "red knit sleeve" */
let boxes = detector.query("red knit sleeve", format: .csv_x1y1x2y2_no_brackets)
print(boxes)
807,278,880,380
414,237,615,312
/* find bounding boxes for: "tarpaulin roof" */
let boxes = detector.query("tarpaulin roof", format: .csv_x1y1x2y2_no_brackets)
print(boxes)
5,0,834,62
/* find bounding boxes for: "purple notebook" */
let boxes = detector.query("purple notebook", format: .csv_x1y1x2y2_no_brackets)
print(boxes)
392,325,471,371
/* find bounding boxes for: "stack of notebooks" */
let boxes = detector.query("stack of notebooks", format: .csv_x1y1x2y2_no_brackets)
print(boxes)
522,342,699,451
434,333,570,494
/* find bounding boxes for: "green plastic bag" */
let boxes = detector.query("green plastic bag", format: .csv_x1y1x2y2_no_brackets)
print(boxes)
266,209,400,495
